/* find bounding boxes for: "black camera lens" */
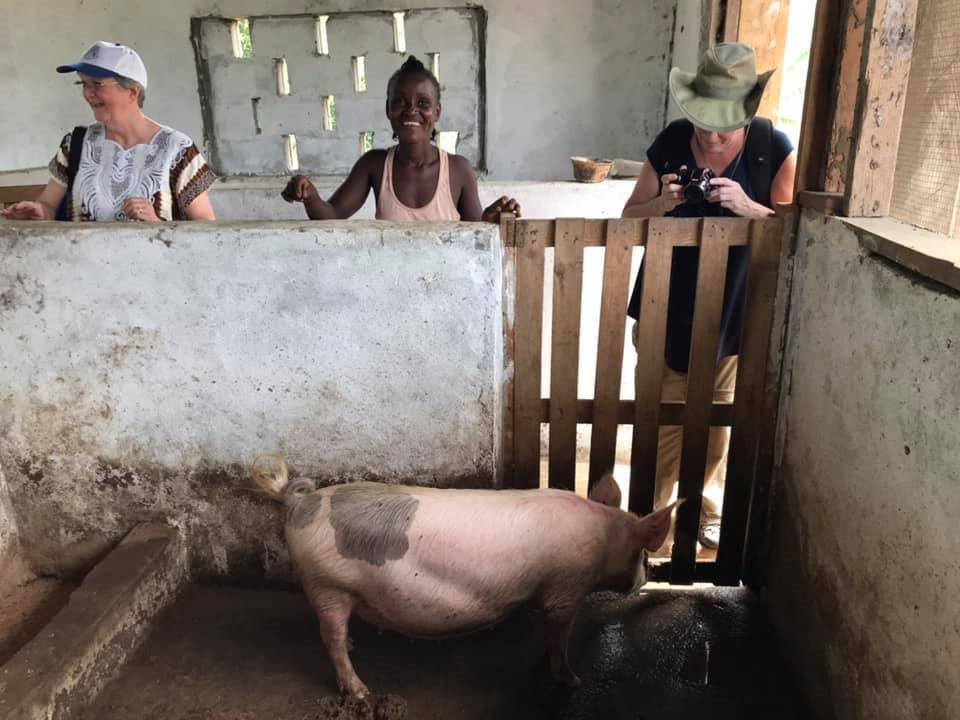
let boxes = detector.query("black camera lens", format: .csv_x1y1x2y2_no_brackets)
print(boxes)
683,168,714,204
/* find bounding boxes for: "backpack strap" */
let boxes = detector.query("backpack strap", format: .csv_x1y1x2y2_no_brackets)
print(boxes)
744,117,774,208
55,126,86,221
66,125,86,194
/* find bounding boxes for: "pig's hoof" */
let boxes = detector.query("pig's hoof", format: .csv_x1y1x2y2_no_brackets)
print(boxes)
374,693,408,720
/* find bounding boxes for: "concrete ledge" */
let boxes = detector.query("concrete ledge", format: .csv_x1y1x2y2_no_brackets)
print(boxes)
0,523,188,720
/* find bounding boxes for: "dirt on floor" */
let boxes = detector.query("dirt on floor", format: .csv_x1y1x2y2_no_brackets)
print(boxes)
0,553,79,666
79,582,808,720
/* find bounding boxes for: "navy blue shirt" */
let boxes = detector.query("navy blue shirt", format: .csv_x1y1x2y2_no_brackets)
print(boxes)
626,120,793,373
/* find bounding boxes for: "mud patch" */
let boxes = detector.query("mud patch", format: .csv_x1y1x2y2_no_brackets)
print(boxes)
329,484,418,566
314,693,407,720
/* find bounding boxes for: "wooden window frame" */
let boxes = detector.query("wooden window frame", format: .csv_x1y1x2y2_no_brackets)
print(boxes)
794,0,960,292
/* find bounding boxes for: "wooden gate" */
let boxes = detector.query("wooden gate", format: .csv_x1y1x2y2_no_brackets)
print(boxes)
499,216,786,586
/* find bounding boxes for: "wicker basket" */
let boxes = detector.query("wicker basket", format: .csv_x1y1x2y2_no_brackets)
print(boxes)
571,156,613,183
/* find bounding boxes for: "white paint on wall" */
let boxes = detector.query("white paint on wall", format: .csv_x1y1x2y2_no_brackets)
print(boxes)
767,211,960,720
0,0,675,180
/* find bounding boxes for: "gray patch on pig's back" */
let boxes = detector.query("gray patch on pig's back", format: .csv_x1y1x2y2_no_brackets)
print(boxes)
287,491,326,530
329,484,419,566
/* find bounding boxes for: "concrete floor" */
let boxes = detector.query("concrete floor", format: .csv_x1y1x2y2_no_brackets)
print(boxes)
80,583,807,720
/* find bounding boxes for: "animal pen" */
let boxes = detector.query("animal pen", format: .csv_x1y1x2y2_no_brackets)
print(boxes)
499,215,787,587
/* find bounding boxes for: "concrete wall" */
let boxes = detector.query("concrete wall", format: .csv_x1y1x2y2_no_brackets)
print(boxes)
767,211,960,720
0,0,676,180
208,176,637,220
0,464,18,562
0,221,502,579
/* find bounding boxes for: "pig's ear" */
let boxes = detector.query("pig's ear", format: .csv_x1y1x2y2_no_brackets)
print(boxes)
632,500,680,551
588,472,621,508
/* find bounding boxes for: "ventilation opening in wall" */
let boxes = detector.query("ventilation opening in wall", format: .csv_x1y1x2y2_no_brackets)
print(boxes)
392,12,406,54
315,15,329,56
323,96,337,132
275,58,290,96
427,52,440,82
231,18,253,58
352,55,366,93
251,97,262,134
193,9,486,176
359,131,375,155
283,134,299,171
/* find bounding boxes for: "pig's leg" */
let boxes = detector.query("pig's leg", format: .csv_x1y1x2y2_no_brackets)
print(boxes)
542,604,581,687
304,587,369,699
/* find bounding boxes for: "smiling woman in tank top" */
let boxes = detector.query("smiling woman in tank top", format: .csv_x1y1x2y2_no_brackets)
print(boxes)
282,56,520,223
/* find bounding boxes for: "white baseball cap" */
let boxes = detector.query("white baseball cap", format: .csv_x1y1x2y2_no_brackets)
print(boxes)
57,41,148,88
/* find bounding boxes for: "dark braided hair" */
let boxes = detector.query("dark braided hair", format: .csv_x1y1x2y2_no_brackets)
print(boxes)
387,55,441,104
387,56,441,140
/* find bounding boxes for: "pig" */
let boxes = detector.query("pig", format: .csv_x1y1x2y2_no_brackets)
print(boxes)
252,457,677,699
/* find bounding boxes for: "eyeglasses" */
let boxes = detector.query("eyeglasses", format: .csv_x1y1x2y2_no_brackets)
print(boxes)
75,79,119,93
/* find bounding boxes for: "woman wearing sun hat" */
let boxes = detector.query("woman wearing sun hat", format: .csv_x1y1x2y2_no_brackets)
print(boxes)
2,42,216,222
622,43,796,552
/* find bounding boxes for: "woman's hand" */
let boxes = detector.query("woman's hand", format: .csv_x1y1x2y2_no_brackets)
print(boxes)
659,169,687,214
123,197,160,222
707,177,773,218
481,196,522,223
1,201,48,220
281,175,319,204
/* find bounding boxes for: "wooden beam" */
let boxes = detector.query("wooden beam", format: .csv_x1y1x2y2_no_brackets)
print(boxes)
0,185,43,205
844,0,920,216
548,219,585,491
539,399,736,427
672,219,730,584
512,222,546,488
737,0,791,124
724,0,742,42
796,190,844,215
794,0,844,196
825,0,870,192
587,220,640,489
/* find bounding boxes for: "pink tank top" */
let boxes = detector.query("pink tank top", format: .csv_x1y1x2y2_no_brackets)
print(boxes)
376,146,461,221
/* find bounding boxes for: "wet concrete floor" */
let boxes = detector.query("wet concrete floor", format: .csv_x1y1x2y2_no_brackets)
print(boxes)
81,583,808,720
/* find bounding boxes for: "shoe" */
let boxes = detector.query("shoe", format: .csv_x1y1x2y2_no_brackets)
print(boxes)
698,523,720,549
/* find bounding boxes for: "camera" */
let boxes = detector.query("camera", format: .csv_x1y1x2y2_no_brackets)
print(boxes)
679,167,714,204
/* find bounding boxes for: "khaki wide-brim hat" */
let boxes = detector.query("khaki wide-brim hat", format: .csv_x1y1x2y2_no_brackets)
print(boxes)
669,43,775,132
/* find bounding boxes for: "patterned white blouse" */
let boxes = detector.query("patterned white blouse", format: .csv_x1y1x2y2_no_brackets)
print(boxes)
49,123,216,221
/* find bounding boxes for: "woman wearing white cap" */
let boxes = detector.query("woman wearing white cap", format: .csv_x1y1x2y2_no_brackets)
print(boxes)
622,43,796,552
2,42,216,222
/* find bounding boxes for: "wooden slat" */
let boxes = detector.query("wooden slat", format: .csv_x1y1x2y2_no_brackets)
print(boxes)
742,215,795,591
825,0,870,193
0,185,43,205
499,214,517,487
716,219,783,585
649,561,716,584
794,0,843,196
629,219,698,514
844,0,920,216
499,219,742,249
723,0,742,42
548,219,585,491
512,221,546,488
540,399,735,427
588,220,642,490
671,218,737,584
738,0,791,124
796,191,844,215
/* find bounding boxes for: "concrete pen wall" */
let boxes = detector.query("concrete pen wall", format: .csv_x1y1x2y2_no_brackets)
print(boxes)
0,220,503,580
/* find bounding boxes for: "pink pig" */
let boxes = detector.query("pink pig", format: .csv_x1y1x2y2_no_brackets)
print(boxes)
253,458,677,699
